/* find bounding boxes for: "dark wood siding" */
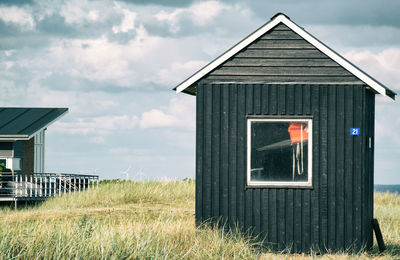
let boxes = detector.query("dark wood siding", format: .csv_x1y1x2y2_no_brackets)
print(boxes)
198,23,364,87
23,138,34,173
196,83,374,252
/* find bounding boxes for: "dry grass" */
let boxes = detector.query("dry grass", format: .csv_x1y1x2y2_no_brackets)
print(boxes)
0,180,397,259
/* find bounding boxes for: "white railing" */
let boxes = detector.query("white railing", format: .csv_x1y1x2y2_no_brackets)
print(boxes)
0,173,99,199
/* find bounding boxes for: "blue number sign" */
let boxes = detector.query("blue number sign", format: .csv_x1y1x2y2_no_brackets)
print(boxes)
350,128,360,136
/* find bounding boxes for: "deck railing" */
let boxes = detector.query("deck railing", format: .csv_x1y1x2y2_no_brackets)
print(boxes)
0,173,99,200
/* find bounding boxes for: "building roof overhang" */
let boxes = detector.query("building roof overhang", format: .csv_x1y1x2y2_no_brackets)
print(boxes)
174,13,396,100
0,107,68,141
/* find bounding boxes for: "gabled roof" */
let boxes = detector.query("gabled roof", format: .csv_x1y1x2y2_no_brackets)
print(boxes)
0,107,68,140
175,13,396,100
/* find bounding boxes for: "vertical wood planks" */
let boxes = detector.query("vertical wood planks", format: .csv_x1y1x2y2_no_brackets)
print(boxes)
277,189,286,250
229,85,238,225
253,84,262,234
269,189,278,249
269,85,278,115
245,85,254,231
368,92,375,248
237,85,246,228
195,83,373,252
344,85,354,248
211,86,221,219
279,85,286,114
204,84,213,220
319,86,328,249
260,85,269,242
336,85,345,248
311,86,320,248
221,85,230,221
353,85,363,247
327,86,337,249
294,85,304,252
195,85,204,224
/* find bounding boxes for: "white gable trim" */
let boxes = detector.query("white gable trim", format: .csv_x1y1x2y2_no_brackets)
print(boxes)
175,17,282,94
175,14,395,100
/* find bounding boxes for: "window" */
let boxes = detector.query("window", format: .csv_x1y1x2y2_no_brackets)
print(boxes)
0,158,21,171
247,117,312,187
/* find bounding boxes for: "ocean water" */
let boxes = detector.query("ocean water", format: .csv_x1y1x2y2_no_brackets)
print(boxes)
374,185,400,194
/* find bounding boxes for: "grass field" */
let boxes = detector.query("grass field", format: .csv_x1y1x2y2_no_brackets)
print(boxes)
0,180,398,259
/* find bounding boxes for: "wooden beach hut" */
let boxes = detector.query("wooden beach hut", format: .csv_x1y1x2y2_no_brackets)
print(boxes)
174,13,396,252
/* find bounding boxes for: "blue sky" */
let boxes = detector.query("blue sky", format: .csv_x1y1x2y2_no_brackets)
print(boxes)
0,0,399,183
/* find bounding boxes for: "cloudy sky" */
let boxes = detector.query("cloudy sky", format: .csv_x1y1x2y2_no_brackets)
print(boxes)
0,0,399,183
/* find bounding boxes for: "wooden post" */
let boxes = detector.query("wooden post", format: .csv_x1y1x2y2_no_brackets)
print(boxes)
40,176,43,197
16,175,19,197
58,175,61,195
35,176,38,197
49,175,52,197
25,175,27,197
373,219,386,252
30,175,33,197
44,176,47,197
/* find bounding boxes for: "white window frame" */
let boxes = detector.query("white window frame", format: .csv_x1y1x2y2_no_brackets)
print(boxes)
247,117,313,188
0,158,21,171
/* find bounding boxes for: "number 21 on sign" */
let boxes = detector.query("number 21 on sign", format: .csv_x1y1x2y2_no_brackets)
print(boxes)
350,128,360,136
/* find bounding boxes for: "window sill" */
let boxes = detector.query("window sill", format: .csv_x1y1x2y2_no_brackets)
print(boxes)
245,183,313,189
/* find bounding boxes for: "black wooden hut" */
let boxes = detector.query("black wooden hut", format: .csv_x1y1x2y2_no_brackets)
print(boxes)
174,13,396,252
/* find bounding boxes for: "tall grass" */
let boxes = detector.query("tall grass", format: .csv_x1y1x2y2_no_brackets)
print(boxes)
0,181,397,259
0,181,262,259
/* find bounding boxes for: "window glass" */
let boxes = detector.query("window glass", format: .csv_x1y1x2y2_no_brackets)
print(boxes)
248,118,312,186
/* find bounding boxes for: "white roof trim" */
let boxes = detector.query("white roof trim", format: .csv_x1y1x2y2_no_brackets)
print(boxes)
175,14,395,100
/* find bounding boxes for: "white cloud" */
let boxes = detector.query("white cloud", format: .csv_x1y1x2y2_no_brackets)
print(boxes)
4,50,16,57
156,60,207,85
112,3,137,33
0,6,35,30
4,61,14,70
139,96,195,130
155,1,230,33
189,1,230,25
88,10,99,21
140,109,179,128
60,0,100,24
25,29,217,88
0,79,25,104
343,48,400,91
53,115,139,137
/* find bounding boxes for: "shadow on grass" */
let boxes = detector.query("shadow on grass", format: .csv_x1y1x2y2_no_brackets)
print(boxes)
0,200,45,210
381,243,400,257
366,243,400,258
